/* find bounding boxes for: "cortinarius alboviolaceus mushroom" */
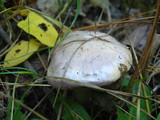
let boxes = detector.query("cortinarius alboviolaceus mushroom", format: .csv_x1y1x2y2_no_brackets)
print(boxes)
47,31,132,89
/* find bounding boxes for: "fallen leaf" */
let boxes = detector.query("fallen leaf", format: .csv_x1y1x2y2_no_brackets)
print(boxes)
3,39,41,68
18,12,58,47
123,24,151,50
44,15,69,33
19,9,31,16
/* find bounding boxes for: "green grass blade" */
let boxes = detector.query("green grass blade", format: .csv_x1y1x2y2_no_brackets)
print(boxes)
56,0,80,46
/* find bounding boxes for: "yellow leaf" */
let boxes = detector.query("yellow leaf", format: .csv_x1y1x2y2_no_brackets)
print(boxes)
3,39,41,68
19,9,31,16
17,12,58,47
44,16,69,33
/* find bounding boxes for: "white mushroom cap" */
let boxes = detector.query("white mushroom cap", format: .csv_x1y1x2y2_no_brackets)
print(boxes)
47,31,132,89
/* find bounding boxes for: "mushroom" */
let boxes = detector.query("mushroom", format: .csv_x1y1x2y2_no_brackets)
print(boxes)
47,31,132,89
